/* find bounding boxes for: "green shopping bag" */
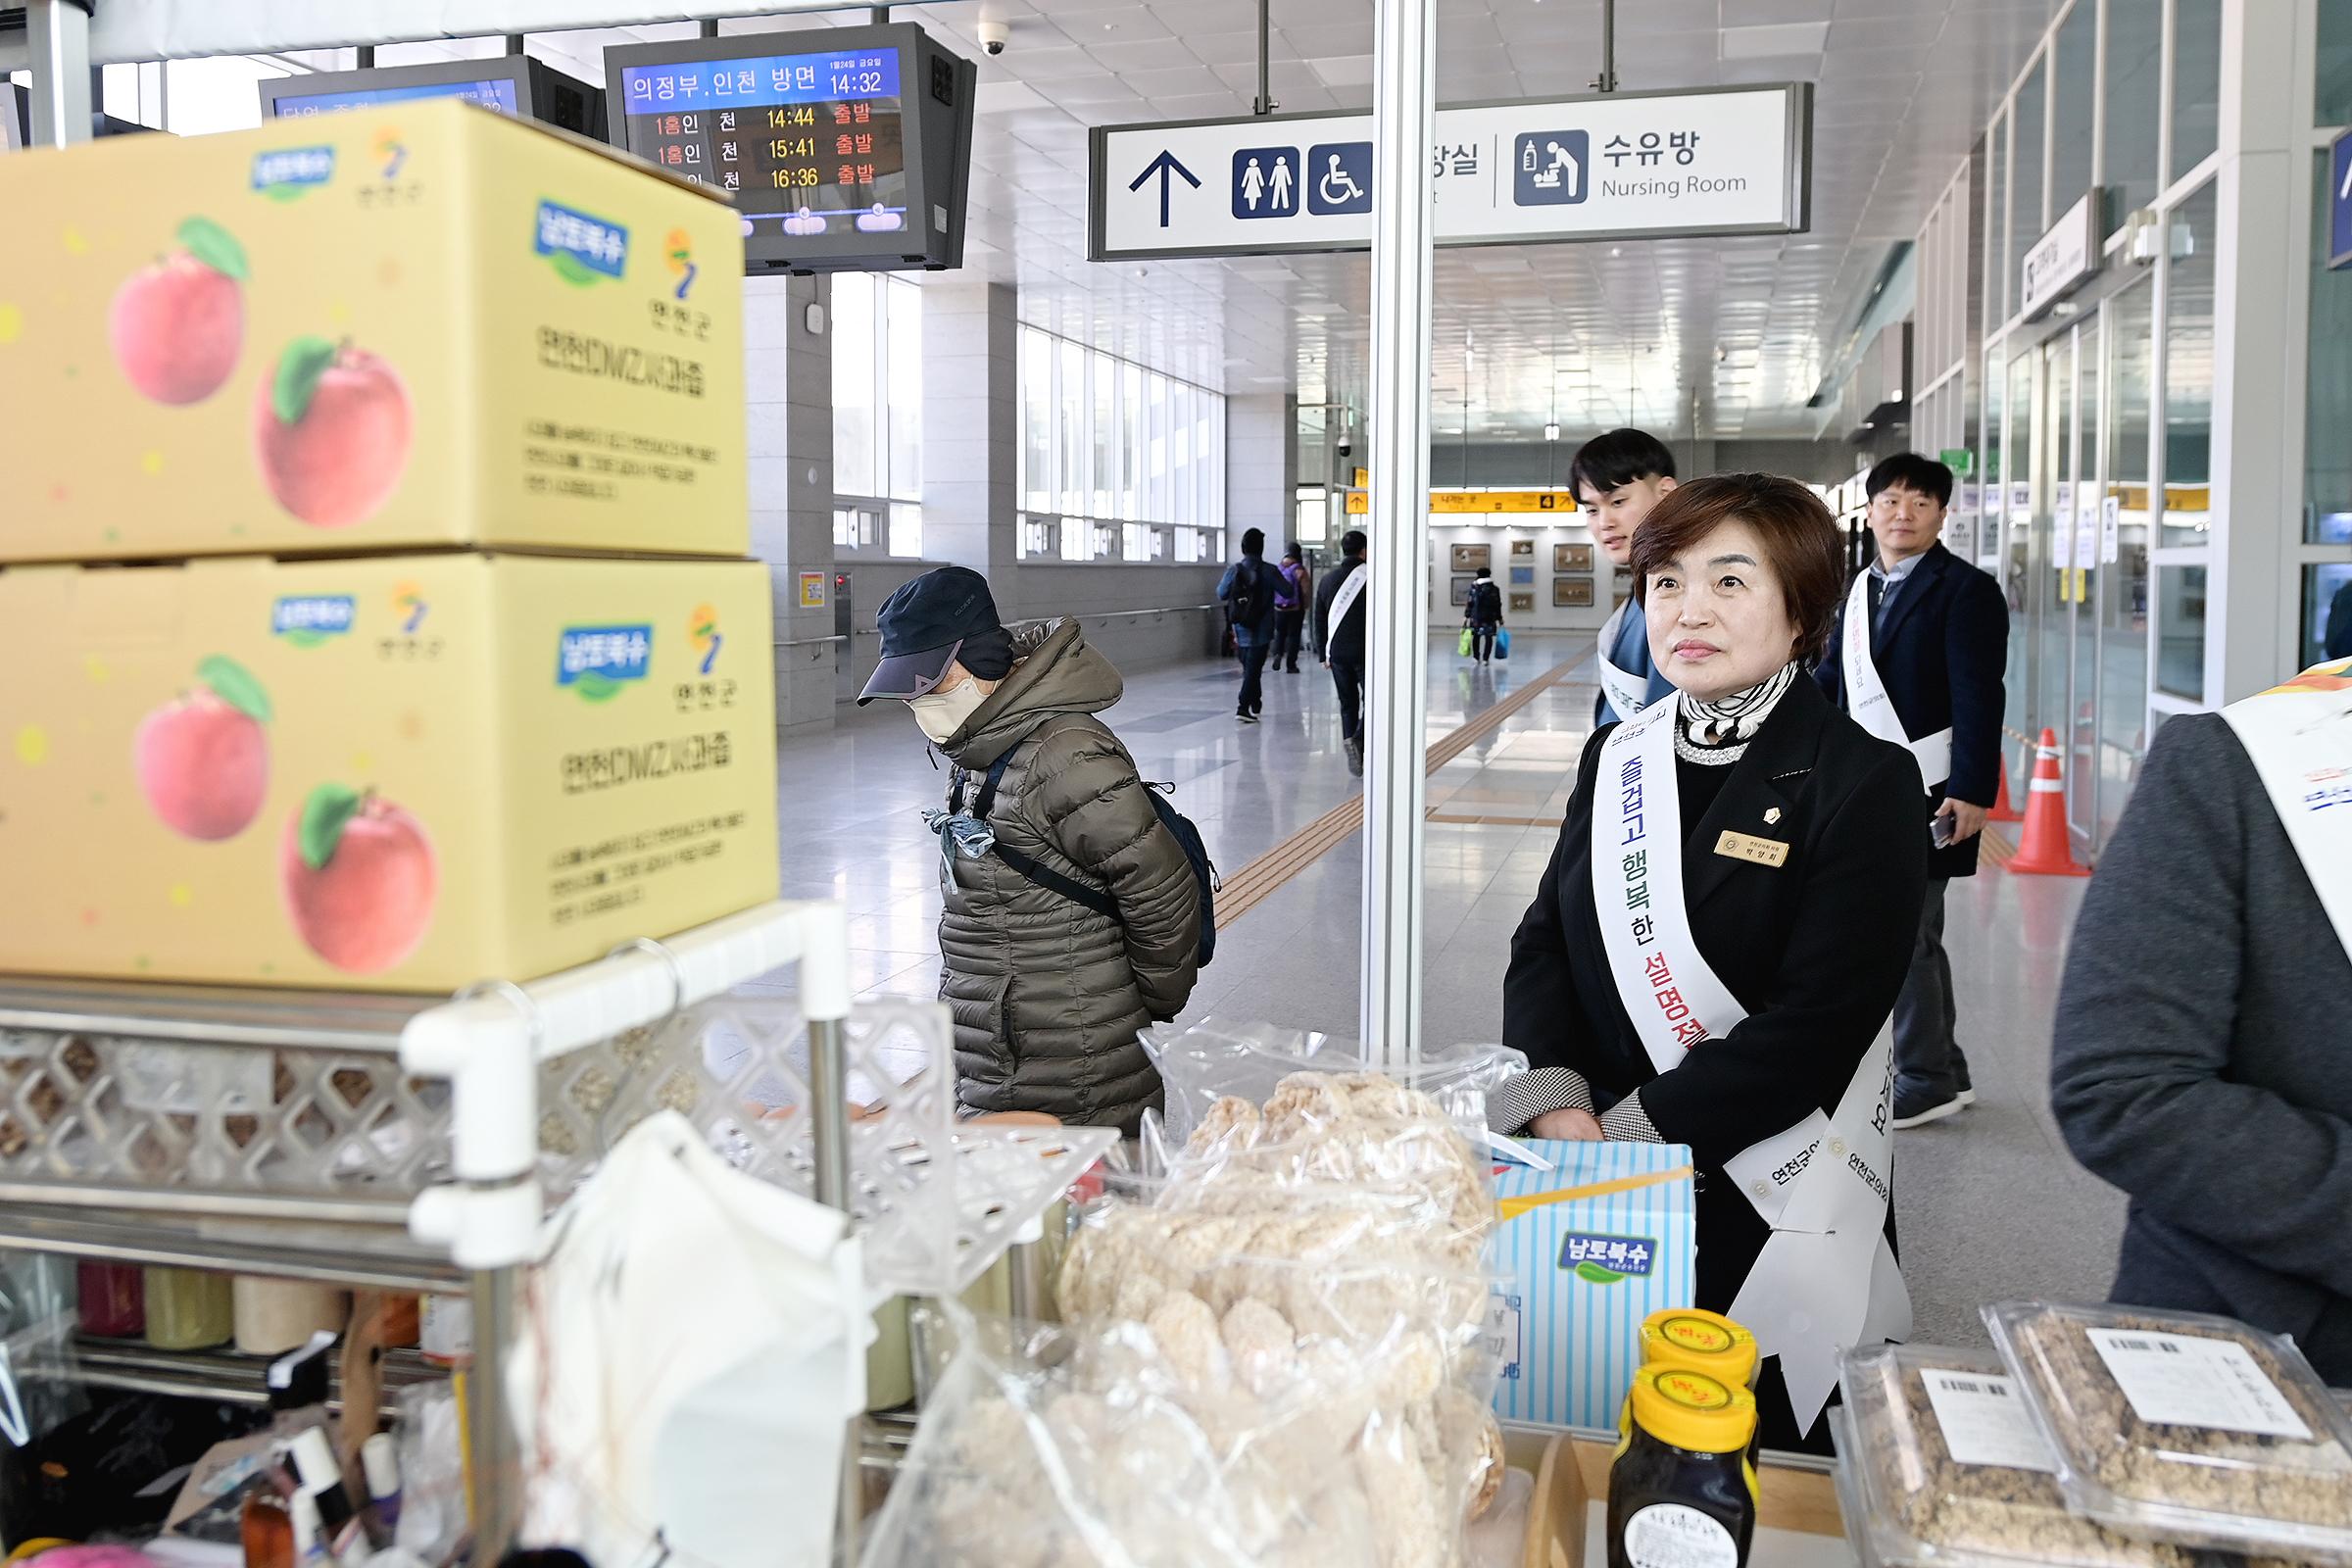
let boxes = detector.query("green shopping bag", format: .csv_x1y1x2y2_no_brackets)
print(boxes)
1458,626,1475,657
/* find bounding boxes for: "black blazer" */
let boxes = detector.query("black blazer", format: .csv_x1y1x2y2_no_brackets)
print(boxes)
1814,543,2010,878
1503,678,1927,1329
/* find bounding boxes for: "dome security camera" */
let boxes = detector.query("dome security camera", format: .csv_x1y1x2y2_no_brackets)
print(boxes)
976,21,1010,56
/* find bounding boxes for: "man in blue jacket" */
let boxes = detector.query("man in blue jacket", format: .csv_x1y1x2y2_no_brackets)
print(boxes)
1219,527,1285,723
1573,428,1681,726
1818,453,2010,1129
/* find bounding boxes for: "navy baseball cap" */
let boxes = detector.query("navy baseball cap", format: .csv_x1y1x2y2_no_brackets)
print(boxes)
857,566,1008,705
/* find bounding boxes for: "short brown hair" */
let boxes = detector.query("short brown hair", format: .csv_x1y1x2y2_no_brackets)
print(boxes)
1629,473,1846,665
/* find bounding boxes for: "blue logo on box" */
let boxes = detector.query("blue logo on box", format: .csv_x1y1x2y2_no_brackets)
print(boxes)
1232,146,1301,220
1513,130,1589,207
251,146,337,199
1306,142,1373,216
271,595,355,647
535,200,630,283
557,624,652,702
1560,1232,1656,1280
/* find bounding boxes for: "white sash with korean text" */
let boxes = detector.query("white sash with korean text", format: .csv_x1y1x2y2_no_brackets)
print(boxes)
2221,659,2352,958
1328,562,1369,636
1842,570,1952,795
1596,599,1652,723
1592,700,1910,1429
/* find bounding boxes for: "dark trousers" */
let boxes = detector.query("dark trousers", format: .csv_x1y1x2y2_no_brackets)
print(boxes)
1271,609,1305,669
1236,640,1270,714
1469,624,1497,662
1893,877,1969,1097
1328,657,1363,741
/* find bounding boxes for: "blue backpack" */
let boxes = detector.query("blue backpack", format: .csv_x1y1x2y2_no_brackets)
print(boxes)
961,751,1220,968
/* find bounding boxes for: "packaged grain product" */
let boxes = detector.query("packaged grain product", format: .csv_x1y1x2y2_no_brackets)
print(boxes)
1983,1300,2352,1562
1833,1344,2194,1568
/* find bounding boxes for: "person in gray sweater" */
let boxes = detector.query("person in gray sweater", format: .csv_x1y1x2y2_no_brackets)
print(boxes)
2051,712,2352,1382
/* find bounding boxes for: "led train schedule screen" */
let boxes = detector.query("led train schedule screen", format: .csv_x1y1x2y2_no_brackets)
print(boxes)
605,24,974,273
622,50,906,233
257,58,606,139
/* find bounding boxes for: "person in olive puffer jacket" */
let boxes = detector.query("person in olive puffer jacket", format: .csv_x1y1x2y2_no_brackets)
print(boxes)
858,567,1201,1132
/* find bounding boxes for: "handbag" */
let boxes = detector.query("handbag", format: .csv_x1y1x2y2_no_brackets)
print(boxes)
1457,626,1475,658
1495,627,1512,660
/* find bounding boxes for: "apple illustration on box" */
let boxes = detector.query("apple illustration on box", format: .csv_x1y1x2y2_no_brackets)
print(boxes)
254,336,414,529
282,782,438,973
133,655,271,840
111,216,249,405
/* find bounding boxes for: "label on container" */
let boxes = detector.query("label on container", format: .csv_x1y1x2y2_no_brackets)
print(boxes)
1621,1502,1739,1568
1920,1368,2057,1472
2085,1328,2314,1440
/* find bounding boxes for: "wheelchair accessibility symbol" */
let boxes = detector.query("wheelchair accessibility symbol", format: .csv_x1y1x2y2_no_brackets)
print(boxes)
1307,141,1373,216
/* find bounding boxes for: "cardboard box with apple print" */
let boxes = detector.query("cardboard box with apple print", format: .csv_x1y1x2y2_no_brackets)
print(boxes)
0,553,780,991
0,100,746,564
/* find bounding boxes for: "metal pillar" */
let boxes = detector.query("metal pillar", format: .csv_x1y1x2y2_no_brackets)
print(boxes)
24,0,93,148
1359,0,1436,1066
467,1269,522,1564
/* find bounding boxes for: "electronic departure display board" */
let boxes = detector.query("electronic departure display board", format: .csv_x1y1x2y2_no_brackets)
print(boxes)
258,57,606,141
603,24,976,274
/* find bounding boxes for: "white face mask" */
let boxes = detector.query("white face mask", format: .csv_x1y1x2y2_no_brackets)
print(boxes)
908,679,988,744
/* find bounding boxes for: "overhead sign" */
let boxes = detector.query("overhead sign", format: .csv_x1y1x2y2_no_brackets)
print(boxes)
1430,491,1579,514
2021,193,2099,320
1938,448,1974,475
2330,128,2352,270
1346,491,1582,515
1091,83,1812,261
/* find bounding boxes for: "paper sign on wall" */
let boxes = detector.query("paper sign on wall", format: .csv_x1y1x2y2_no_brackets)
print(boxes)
799,571,827,610
2100,494,2122,564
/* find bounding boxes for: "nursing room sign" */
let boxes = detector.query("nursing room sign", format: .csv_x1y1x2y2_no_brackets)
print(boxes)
1091,83,1810,261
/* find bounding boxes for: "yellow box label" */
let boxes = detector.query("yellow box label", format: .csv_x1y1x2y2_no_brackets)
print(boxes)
0,553,778,990
0,102,746,564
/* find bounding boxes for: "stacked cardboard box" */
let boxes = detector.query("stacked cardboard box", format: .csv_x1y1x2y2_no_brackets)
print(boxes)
0,102,779,991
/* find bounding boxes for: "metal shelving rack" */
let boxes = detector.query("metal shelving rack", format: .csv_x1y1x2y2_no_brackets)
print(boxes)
0,898,860,1562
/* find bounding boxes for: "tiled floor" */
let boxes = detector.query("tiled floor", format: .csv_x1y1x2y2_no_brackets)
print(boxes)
777,631,2124,1350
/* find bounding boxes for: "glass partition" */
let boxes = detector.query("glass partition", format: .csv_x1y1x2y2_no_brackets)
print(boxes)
2104,0,2164,229
2010,56,2047,310
2171,0,2223,182
2159,184,2217,549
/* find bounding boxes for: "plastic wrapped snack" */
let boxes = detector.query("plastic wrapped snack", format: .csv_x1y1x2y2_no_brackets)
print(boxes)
862,1305,1499,1568
1140,1017,1525,1153
1833,1344,2195,1568
1983,1301,2352,1561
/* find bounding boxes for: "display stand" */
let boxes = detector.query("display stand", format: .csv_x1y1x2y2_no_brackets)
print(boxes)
0,898,1106,1560
0,900,856,1560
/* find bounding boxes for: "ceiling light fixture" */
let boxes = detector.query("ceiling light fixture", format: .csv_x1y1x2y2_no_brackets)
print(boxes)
1544,422,1560,442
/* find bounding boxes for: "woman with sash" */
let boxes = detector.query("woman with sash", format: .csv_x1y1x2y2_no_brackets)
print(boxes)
2051,660,2352,1383
1497,473,1929,1451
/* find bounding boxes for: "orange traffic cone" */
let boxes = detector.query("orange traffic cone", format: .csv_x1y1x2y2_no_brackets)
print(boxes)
1989,751,2024,823
2005,727,2090,876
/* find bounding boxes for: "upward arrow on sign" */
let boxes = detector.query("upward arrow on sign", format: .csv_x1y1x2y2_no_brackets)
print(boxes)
1128,149,1200,228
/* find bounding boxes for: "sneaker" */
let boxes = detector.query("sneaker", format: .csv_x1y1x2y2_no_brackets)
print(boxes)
1238,711,1258,724
1344,737,1363,776
1891,1086,1964,1129
1953,1057,1977,1106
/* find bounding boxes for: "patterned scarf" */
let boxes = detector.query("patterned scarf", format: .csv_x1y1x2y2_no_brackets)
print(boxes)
1673,662,1798,766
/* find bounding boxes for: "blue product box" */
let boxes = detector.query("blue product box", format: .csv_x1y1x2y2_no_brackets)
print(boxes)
1487,1140,1697,1430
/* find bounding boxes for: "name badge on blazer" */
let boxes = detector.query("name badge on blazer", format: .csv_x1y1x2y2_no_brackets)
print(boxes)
1713,830,1790,868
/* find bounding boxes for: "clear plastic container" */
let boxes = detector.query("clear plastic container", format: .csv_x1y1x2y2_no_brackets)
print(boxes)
1983,1300,2352,1562
144,1266,234,1350
1833,1344,2194,1568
